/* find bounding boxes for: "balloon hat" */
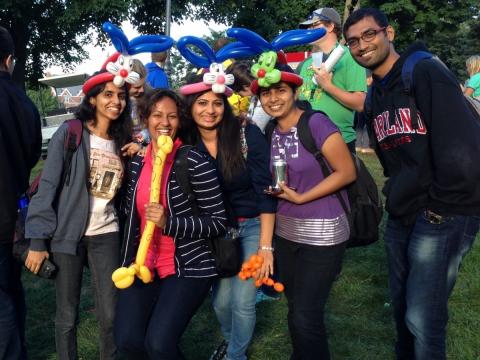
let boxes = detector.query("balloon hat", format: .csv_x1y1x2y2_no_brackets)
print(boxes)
216,27,326,94
177,36,240,96
82,22,174,94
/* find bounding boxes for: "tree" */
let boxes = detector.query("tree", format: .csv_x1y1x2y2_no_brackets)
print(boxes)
1,0,130,87
193,0,346,40
26,87,58,118
364,0,480,79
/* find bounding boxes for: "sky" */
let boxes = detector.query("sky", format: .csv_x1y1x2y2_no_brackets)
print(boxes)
47,19,226,75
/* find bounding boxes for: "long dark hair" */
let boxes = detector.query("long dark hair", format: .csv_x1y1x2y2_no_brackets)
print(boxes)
75,71,132,152
136,88,187,142
182,74,245,181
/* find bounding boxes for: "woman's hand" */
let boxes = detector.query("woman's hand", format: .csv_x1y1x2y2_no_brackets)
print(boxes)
145,203,167,229
121,142,142,157
256,249,274,280
275,182,304,204
25,250,49,274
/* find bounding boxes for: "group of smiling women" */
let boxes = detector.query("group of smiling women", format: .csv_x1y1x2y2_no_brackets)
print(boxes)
24,54,356,360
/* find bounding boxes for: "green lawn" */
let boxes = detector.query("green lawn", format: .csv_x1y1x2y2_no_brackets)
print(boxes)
23,155,480,359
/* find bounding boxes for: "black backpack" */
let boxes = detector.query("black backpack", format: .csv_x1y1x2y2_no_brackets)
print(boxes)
265,111,383,247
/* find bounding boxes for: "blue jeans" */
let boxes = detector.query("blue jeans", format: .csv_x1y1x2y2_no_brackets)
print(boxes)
51,232,120,360
212,217,260,360
0,243,26,360
115,275,212,359
275,235,346,360
384,211,479,360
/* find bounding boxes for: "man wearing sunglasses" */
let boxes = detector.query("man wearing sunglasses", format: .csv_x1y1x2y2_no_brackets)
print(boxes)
297,7,367,153
0,26,41,359
344,8,480,360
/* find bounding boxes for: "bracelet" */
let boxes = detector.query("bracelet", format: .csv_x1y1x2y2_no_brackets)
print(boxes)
259,245,274,252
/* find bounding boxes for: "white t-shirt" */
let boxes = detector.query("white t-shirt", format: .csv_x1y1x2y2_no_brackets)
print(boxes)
248,96,272,133
85,134,124,236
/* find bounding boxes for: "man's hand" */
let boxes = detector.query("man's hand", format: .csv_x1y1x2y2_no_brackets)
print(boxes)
312,63,334,92
25,250,49,274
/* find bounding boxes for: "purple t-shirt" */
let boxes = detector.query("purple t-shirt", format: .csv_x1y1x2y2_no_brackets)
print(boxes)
271,113,349,245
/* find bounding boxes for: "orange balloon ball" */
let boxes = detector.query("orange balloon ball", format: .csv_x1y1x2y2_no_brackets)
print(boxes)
273,282,285,292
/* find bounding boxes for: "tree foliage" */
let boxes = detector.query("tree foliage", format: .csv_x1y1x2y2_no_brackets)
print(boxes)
1,0,130,87
364,0,480,79
3,0,479,87
26,87,58,118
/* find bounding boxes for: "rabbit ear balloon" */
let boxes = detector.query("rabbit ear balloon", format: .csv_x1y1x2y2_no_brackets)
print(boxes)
101,22,175,87
223,27,327,58
176,36,217,69
102,22,174,56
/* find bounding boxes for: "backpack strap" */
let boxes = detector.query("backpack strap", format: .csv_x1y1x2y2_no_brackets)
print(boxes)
264,118,277,145
173,145,199,215
401,51,432,129
364,87,373,121
62,119,83,186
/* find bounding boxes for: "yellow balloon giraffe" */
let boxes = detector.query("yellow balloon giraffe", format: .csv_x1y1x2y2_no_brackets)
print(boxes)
112,135,174,289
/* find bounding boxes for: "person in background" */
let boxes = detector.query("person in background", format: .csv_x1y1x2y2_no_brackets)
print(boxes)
227,61,273,133
344,8,480,359
297,7,367,152
180,72,276,360
464,55,480,98
122,59,150,157
145,51,169,89
25,69,132,360
254,58,356,360
0,25,42,360
114,89,227,359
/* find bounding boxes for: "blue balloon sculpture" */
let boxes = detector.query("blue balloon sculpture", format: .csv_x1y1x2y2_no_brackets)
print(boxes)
102,22,174,55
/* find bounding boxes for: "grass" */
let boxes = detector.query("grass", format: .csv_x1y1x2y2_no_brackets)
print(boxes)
23,154,479,359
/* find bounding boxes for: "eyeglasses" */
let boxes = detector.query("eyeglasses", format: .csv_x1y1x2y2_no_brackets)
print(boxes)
345,27,386,49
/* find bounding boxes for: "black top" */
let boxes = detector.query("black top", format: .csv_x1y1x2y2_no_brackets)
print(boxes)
0,71,41,242
196,123,277,219
119,147,228,278
368,42,480,222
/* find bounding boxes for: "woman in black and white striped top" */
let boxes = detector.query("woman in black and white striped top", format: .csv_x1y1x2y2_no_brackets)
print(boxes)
115,89,227,359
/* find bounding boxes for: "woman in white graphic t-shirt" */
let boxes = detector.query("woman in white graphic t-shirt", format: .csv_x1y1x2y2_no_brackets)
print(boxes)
25,68,133,360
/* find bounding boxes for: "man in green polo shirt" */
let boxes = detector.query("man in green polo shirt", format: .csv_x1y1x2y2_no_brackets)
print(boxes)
297,8,367,152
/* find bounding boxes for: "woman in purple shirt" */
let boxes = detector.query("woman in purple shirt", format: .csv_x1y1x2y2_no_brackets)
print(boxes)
252,58,356,360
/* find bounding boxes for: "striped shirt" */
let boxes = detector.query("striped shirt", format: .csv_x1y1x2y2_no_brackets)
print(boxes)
120,146,228,278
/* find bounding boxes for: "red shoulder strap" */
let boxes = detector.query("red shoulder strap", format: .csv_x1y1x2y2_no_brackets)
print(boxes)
64,119,83,150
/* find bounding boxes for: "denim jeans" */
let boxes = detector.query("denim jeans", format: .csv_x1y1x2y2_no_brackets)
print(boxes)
274,235,346,360
0,243,26,360
51,232,119,360
384,211,479,360
212,217,260,360
115,275,212,359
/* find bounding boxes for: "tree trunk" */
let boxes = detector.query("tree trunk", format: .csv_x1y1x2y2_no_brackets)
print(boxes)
343,0,361,24
343,0,353,24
